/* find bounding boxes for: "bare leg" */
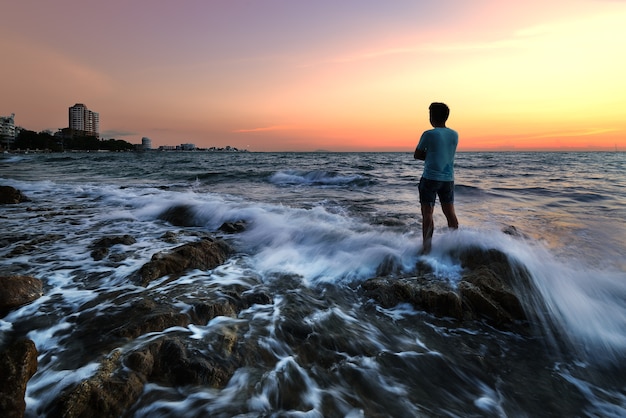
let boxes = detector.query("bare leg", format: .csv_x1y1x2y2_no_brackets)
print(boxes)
421,203,435,254
441,203,458,229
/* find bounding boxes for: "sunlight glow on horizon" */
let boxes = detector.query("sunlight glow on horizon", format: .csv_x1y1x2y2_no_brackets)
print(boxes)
1,0,625,151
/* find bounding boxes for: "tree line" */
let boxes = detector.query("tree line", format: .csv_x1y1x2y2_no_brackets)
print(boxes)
7,130,135,152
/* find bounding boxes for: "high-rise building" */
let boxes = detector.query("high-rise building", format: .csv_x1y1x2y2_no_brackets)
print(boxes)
0,113,16,138
68,104,99,137
1,113,16,149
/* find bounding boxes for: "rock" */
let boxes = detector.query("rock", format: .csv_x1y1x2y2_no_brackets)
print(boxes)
92,235,137,248
90,235,137,260
139,337,236,387
44,275,272,417
461,266,527,323
502,225,528,238
161,231,179,243
362,277,463,319
219,221,247,233
50,334,243,417
0,276,44,315
69,285,271,359
0,339,38,418
157,204,199,227
0,186,29,204
7,234,64,257
362,247,530,329
70,297,191,355
135,238,233,286
48,350,144,418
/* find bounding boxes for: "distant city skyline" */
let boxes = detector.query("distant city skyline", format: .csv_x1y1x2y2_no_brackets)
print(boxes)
1,1,625,151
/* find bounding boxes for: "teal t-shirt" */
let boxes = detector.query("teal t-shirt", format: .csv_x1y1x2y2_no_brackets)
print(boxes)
416,127,458,181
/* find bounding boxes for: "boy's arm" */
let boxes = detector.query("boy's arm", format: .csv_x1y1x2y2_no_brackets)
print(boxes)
414,132,427,160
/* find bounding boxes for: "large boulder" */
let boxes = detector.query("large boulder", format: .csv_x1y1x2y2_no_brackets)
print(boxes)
362,247,530,329
0,276,44,316
0,186,29,204
134,238,233,286
0,339,38,418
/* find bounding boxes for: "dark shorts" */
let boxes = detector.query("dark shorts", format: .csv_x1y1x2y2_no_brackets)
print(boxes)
419,177,455,206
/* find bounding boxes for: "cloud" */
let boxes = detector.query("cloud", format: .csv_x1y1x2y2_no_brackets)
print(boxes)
233,125,294,133
524,128,620,140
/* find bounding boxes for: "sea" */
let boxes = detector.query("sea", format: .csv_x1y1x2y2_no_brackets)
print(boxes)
1,151,625,417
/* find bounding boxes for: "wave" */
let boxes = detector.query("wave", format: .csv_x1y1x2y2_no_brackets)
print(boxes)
0,155,29,164
454,184,485,196
269,170,372,187
438,230,625,365
143,191,625,367
6,168,626,369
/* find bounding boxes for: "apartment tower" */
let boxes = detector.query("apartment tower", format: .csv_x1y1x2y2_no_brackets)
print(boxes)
68,104,99,137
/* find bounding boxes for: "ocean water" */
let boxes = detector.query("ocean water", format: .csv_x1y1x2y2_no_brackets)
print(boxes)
1,151,625,417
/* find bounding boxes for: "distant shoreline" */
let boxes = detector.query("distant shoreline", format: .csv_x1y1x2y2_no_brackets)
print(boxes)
3,149,623,155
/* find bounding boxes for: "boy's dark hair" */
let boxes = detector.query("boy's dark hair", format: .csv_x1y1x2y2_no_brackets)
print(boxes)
429,102,450,124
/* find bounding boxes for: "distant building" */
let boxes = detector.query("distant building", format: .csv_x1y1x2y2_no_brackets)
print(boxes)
180,143,196,151
68,103,99,137
1,113,16,148
141,137,152,150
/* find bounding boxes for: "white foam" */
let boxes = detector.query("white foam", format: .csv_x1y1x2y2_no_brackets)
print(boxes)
473,383,505,415
27,320,73,352
237,204,420,283
270,170,363,186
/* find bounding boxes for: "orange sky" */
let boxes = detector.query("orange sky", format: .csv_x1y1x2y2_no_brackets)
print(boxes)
1,0,625,151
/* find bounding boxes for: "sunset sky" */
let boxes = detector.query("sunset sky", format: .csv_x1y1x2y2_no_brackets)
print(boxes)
2,0,625,151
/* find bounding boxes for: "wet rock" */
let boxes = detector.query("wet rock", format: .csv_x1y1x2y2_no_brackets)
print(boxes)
134,238,233,286
48,350,144,418
0,339,38,418
502,225,528,239
70,297,191,355
461,266,527,323
0,186,29,204
157,204,199,226
90,235,137,260
69,285,271,361
92,235,137,248
219,220,247,233
0,276,44,315
51,327,248,416
362,277,463,319
0,234,31,248
136,337,236,387
362,247,530,329
189,300,238,324
161,231,179,243
47,289,271,417
7,234,64,257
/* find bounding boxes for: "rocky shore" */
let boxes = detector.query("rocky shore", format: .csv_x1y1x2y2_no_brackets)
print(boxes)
1,185,536,417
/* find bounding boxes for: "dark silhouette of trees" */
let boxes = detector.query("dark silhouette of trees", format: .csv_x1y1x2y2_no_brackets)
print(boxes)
12,130,135,152
12,130,60,151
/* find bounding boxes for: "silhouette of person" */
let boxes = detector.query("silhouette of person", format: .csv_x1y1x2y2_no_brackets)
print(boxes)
414,102,459,254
